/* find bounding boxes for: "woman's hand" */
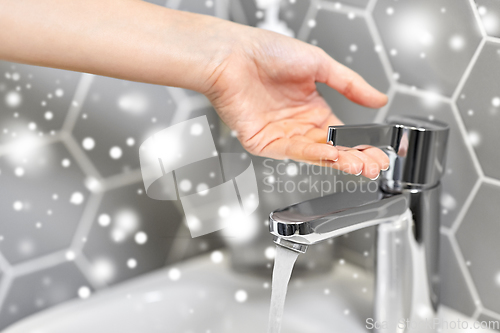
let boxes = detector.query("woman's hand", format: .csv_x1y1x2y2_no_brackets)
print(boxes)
204,26,389,179
0,0,390,179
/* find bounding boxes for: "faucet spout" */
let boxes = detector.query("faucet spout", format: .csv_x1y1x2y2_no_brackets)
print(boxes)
269,191,409,250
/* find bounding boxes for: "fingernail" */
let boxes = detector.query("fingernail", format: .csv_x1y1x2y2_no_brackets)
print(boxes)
370,173,380,181
381,165,390,171
332,157,339,162
355,169,363,176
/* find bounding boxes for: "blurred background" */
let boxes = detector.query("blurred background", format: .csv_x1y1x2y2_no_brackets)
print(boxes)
1,0,500,330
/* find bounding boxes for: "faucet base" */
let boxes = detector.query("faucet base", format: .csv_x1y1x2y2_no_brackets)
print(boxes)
273,236,308,253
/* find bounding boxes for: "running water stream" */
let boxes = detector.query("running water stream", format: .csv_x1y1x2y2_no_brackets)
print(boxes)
267,245,300,333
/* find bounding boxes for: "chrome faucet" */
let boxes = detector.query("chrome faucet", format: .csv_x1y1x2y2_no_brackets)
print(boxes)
269,116,449,333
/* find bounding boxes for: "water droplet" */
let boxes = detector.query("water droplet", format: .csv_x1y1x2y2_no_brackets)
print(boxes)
70,192,84,205
386,7,394,15
91,258,115,282
179,179,192,192
14,167,24,177
5,91,21,108
390,49,398,56
235,290,248,303
492,97,500,107
205,0,213,7
28,122,37,131
117,92,149,113
62,158,71,167
197,183,209,195
169,268,181,281
468,131,481,147
449,35,465,51
82,137,95,150
347,12,355,20
349,44,358,52
13,201,23,211
109,146,122,159
44,111,53,120
265,246,276,260
210,250,224,263
307,19,316,28
190,123,203,136
134,231,148,244
98,214,111,227
218,205,231,218
78,286,91,299
65,251,76,261
127,258,137,269
126,137,135,146
441,193,457,211
55,88,64,97
186,215,201,231
286,163,298,176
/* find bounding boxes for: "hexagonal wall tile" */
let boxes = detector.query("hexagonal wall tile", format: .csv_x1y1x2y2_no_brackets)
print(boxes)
457,182,500,314
308,8,390,124
457,41,500,181
82,182,184,286
0,262,90,331
384,92,479,228
176,0,217,16
324,0,369,9
373,0,482,96
72,76,177,178
0,142,89,264
477,312,500,331
144,0,167,6
475,0,500,38
0,62,81,145
278,0,311,37
439,233,476,317
231,0,260,27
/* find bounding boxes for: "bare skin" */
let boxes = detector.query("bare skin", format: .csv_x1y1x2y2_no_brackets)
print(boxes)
0,0,389,179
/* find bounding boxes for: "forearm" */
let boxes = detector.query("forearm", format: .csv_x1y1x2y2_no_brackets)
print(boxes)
0,0,240,92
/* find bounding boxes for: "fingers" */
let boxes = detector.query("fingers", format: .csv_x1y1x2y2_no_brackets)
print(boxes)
343,149,382,180
316,50,388,109
260,137,384,177
355,145,390,171
259,135,392,178
260,137,339,163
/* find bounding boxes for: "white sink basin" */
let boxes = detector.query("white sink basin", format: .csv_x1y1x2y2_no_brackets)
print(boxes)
3,252,494,333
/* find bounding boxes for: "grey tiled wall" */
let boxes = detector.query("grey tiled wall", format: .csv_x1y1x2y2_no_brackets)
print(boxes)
1,0,500,330
234,0,500,325
0,0,228,330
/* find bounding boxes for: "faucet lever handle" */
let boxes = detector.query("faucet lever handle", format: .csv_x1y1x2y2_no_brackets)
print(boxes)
327,123,403,153
328,116,450,189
